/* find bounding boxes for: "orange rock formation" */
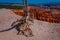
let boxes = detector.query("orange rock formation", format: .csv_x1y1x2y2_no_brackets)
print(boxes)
12,7,60,23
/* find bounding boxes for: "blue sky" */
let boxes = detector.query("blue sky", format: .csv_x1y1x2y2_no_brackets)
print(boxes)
0,0,60,4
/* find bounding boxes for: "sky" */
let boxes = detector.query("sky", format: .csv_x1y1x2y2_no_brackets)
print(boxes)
0,0,60,4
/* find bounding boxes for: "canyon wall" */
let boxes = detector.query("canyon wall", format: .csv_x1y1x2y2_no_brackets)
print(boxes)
12,7,60,23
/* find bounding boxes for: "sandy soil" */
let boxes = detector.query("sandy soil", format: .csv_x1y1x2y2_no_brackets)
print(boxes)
0,9,60,40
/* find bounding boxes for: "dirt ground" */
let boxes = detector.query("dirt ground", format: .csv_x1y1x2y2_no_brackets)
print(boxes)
0,9,60,40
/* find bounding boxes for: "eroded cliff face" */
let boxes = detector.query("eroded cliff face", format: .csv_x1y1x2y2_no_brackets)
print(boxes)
12,6,60,23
